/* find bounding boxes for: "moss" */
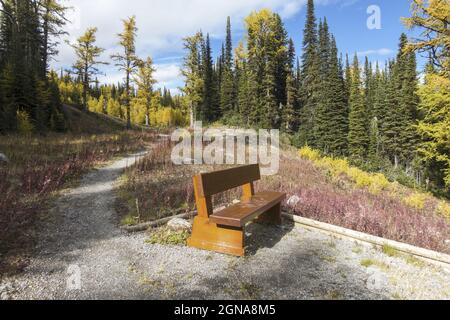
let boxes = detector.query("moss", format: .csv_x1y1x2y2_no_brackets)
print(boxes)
239,282,261,300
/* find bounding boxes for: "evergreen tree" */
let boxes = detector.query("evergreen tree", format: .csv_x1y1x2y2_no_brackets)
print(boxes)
298,0,320,145
201,34,219,122
282,38,297,132
314,18,331,150
220,16,234,115
348,55,368,159
245,9,281,127
39,0,68,77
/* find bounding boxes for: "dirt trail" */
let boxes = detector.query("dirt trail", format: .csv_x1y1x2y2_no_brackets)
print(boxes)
2,152,151,299
1,152,449,300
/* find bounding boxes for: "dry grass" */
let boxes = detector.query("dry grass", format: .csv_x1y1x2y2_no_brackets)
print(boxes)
117,140,242,223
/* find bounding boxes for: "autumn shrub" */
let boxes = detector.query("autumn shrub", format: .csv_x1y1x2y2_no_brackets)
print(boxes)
436,201,450,219
402,192,430,210
299,147,390,195
291,148,449,253
16,110,34,135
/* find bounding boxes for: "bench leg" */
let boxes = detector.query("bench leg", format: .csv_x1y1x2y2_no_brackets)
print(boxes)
187,216,245,257
256,203,282,225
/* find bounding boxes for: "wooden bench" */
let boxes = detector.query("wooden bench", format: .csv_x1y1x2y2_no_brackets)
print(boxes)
187,164,286,256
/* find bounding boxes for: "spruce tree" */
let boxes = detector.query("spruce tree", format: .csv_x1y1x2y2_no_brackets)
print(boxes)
220,17,235,116
348,55,368,159
282,39,297,132
201,34,219,122
298,0,320,146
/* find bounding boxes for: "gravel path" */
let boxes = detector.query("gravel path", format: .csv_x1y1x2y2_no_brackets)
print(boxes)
1,153,449,300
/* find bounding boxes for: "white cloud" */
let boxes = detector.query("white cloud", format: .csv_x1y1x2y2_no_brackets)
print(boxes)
154,64,181,83
357,48,394,57
53,0,347,90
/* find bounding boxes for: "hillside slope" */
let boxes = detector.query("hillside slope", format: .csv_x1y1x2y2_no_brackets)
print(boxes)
62,105,130,134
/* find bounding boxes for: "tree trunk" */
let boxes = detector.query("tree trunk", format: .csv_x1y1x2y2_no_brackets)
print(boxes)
126,70,131,129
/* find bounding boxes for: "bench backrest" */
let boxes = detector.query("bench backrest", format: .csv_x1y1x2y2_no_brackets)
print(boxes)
193,164,261,218
194,164,260,197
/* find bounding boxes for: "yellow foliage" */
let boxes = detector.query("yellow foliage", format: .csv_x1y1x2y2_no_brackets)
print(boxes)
107,98,121,118
16,110,34,135
299,146,321,161
150,107,187,127
87,97,99,113
299,147,390,195
300,147,450,212
436,201,450,219
402,193,429,210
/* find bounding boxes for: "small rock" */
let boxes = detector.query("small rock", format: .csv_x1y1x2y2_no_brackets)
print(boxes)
0,283,14,300
167,218,192,232
287,195,301,208
366,271,388,292
0,153,9,164
0,291,9,300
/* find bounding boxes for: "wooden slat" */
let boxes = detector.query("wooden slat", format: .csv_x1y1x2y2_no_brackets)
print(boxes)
209,191,286,228
195,164,261,197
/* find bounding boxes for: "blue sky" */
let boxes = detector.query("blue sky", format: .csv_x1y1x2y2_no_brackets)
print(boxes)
54,0,422,94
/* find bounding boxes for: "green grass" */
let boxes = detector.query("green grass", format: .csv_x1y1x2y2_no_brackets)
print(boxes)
360,258,389,271
382,245,400,257
360,259,375,268
324,289,342,300
405,255,426,267
121,214,138,226
145,227,190,246
352,245,363,254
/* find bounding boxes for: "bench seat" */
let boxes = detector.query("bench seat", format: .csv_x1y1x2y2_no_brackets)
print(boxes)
210,191,286,228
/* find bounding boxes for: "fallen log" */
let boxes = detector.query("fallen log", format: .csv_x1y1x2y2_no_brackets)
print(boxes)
121,212,194,233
